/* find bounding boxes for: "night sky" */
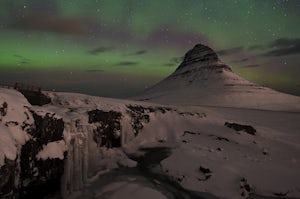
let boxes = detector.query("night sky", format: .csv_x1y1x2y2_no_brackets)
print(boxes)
0,0,299,97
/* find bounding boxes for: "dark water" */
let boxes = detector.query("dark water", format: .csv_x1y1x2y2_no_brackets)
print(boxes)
126,147,219,199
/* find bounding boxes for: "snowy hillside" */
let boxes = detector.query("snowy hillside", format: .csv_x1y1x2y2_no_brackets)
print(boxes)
134,44,300,111
1,87,300,199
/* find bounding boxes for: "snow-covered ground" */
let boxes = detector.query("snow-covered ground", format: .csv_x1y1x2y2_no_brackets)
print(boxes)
2,87,299,199
134,66,300,112
1,44,300,198
0,88,33,167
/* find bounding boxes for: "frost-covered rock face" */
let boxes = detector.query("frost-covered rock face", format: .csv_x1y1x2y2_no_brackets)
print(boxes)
88,109,122,148
126,105,170,136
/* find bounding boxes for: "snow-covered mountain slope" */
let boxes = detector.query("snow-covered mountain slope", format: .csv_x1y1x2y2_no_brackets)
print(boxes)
134,44,300,111
1,88,300,199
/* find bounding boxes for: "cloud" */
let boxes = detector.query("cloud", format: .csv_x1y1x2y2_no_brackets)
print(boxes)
87,46,114,55
13,54,31,64
6,0,98,36
243,64,260,68
231,58,249,63
12,12,98,35
164,56,183,67
13,54,23,58
145,26,209,50
263,38,300,57
13,54,30,60
114,61,138,66
216,47,243,56
163,63,175,67
170,57,183,64
20,61,29,65
8,2,133,41
135,50,147,55
269,38,300,48
85,69,105,73
125,50,147,56
248,45,265,51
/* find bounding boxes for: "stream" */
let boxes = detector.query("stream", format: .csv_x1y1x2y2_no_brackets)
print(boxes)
71,147,219,199
68,147,289,199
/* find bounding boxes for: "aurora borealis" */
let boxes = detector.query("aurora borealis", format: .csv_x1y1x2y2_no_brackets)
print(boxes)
0,0,299,97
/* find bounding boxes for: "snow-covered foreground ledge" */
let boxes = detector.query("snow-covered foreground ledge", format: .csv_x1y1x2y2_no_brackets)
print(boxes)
1,88,300,199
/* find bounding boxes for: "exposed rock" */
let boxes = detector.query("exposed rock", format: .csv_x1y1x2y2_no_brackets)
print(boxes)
88,109,122,148
0,158,16,198
127,105,171,114
207,134,239,144
126,105,174,136
19,111,66,198
0,102,8,117
88,109,122,124
183,130,201,136
240,177,252,197
262,148,268,155
198,166,212,181
29,112,64,142
5,121,19,126
176,175,185,182
225,122,256,135
176,44,230,71
216,136,230,142
176,111,206,118
20,153,65,198
199,166,211,174
19,90,51,106
126,105,151,136
273,191,289,197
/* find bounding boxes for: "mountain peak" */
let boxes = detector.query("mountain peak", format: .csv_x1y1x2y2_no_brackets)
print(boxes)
175,43,230,72
134,43,300,111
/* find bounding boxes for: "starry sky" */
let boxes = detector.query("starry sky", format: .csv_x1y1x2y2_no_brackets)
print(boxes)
0,0,299,97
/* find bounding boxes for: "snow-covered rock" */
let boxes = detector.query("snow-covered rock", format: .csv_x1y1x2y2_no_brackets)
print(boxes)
0,88,66,198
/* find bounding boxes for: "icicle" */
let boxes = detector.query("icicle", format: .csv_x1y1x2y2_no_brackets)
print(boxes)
61,121,90,198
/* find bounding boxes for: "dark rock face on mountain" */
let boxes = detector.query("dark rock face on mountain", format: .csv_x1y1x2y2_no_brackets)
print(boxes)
175,44,230,72
172,44,232,81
